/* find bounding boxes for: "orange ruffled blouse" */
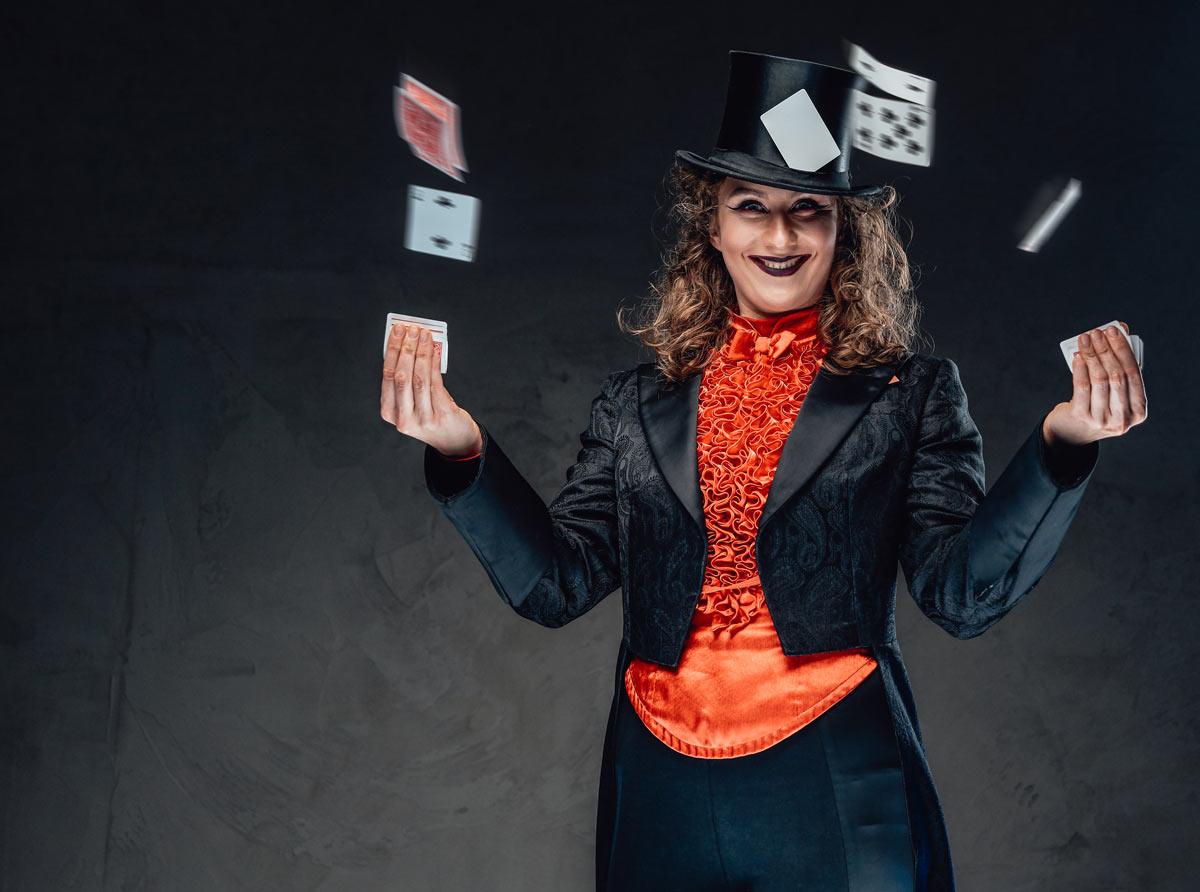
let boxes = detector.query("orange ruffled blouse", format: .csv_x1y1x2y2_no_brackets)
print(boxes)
623,304,878,758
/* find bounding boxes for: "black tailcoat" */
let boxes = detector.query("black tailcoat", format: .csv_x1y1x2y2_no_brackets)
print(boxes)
424,351,1099,892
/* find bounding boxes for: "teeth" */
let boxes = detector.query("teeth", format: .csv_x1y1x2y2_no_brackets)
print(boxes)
759,257,802,270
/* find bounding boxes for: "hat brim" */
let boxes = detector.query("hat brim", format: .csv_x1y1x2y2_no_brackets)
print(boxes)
675,150,887,198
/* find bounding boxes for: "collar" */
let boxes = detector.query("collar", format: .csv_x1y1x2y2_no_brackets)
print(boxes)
724,304,822,362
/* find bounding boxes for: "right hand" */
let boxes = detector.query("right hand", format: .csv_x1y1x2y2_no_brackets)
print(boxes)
381,324,483,458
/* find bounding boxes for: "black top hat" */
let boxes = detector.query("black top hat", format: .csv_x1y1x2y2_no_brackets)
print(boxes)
677,51,885,197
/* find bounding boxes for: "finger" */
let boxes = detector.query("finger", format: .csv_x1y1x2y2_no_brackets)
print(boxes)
383,322,406,377
1105,323,1148,424
428,339,454,412
1074,331,1105,421
411,328,435,424
381,323,405,424
392,324,420,427
1093,326,1129,427
1070,346,1088,409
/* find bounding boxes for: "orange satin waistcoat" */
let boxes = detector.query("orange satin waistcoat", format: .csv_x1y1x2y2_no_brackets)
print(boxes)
624,305,878,758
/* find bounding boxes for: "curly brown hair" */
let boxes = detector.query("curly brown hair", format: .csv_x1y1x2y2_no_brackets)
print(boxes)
618,161,929,382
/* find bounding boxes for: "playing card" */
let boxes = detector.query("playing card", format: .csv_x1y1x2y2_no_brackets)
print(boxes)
400,75,467,173
1018,178,1081,253
395,87,464,182
844,42,936,107
849,90,933,166
759,88,843,172
384,312,448,373
1059,320,1143,372
404,186,480,262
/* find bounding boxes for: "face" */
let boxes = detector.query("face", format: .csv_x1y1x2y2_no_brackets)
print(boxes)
708,177,839,318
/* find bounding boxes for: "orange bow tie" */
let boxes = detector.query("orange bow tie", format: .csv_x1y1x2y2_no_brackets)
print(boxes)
726,328,797,362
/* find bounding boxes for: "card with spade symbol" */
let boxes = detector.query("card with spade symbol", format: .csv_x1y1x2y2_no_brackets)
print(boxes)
844,42,936,107
849,89,934,167
404,185,480,261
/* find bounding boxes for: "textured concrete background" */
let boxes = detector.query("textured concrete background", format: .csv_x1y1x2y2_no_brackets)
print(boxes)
2,1,1198,890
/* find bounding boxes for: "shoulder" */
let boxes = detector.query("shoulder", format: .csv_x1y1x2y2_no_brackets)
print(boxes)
894,351,949,379
894,352,965,392
597,365,643,397
580,366,643,414
597,362,674,400
878,353,972,421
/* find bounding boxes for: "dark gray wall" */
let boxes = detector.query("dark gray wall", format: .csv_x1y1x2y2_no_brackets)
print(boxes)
3,1,1197,889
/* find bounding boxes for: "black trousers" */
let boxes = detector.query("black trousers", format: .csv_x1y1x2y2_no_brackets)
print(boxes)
597,669,914,892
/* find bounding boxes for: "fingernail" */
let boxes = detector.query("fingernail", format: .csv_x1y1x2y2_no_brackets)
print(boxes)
419,329,429,343
1107,325,1119,337
1080,333,1090,346
406,326,417,339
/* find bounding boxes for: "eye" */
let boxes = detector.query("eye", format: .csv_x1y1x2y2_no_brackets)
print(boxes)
730,200,767,213
791,199,832,214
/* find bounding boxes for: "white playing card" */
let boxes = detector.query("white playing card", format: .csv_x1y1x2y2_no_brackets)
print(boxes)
759,88,843,172
849,90,933,167
1018,178,1081,252
1059,320,1142,372
384,312,448,373
844,42,936,107
404,186,480,262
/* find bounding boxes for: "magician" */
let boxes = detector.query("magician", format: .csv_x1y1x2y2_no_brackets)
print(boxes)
380,51,1147,892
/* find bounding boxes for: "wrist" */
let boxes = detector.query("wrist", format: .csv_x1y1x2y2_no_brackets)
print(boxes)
1042,413,1059,448
436,422,483,460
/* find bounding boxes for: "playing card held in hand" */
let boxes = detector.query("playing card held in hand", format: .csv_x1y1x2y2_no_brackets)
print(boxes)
384,312,448,373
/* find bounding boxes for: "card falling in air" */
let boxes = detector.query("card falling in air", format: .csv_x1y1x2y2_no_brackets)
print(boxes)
404,185,480,262
844,41,937,107
395,74,467,181
760,89,842,172
1018,178,1081,253
849,89,934,167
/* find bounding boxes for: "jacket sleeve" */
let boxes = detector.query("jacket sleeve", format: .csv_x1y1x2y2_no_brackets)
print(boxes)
897,357,1100,639
422,371,626,628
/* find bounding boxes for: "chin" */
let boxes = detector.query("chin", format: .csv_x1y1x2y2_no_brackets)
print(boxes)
746,294,821,315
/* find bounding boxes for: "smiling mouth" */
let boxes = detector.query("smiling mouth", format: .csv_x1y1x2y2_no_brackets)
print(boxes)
750,254,809,277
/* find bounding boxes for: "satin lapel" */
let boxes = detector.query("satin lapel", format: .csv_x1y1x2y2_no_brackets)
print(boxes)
637,365,704,534
759,360,899,532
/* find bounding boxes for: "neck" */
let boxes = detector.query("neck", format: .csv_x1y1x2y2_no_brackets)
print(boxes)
732,303,821,338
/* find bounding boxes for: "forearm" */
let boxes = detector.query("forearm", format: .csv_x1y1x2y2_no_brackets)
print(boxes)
912,418,1099,638
425,424,558,611
901,359,1100,638
424,394,624,628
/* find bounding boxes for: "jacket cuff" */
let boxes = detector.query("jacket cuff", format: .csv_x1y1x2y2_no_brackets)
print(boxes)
425,424,489,500
1036,419,1100,490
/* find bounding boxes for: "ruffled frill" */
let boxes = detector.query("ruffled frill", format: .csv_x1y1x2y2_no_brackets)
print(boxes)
695,307,828,633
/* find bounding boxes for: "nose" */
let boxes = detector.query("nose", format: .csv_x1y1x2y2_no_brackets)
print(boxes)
763,211,798,253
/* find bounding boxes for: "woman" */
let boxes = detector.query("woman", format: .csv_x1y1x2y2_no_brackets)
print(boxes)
380,52,1146,892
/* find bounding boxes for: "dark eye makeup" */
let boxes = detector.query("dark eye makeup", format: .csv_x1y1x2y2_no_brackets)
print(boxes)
728,199,832,214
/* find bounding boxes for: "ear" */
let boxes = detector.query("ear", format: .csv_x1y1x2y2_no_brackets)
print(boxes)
708,213,722,252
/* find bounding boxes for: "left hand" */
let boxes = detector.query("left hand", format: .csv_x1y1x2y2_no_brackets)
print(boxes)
1043,321,1148,448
